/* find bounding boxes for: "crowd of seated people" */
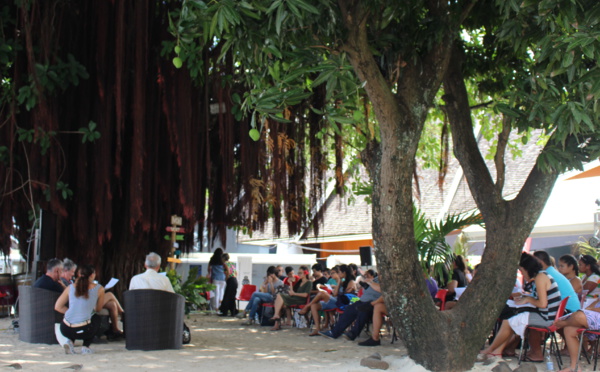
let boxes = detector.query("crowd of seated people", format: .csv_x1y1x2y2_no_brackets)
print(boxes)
236,262,413,346
475,251,600,371
235,250,600,361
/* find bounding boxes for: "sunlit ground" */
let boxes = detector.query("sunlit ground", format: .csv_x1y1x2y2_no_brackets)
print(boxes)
0,312,408,371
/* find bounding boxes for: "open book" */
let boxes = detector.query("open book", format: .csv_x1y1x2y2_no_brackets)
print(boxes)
506,299,535,309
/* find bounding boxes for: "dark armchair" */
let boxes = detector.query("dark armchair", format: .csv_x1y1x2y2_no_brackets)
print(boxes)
123,289,185,351
18,286,60,344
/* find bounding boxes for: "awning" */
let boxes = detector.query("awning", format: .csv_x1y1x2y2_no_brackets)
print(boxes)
567,165,600,180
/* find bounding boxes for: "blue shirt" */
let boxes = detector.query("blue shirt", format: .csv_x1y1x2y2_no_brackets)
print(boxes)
211,264,226,281
359,278,381,303
545,266,580,313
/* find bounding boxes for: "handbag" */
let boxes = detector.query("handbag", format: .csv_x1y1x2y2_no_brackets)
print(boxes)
293,309,308,328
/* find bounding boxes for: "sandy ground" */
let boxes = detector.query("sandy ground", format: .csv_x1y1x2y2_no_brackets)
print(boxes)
0,312,589,372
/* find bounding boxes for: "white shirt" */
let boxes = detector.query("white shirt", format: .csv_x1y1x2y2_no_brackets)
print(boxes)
129,269,174,293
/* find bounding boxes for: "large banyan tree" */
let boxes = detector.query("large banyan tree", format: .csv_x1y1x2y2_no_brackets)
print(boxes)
0,1,349,291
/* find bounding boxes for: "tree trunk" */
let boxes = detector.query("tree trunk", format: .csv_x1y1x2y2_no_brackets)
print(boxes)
342,5,561,371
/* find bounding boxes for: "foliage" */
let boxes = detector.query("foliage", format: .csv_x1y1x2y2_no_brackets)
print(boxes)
167,267,216,314
415,210,483,284
574,236,600,259
79,121,101,144
452,232,474,258
16,55,89,111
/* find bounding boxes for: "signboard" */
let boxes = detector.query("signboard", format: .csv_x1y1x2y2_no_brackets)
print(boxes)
171,215,182,226
166,226,186,233
164,234,184,241
167,257,182,263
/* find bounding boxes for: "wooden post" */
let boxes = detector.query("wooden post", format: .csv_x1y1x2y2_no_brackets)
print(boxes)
169,215,182,271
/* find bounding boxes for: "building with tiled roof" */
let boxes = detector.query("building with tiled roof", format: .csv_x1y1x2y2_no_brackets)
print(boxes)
236,130,599,262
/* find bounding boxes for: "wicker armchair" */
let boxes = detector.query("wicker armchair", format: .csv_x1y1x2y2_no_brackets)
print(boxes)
18,286,61,344
123,289,185,350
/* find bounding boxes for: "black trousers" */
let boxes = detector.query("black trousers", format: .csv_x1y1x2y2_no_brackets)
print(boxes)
219,277,238,315
60,314,100,347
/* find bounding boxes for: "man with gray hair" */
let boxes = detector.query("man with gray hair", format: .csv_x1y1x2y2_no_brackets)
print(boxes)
129,252,174,292
59,258,77,287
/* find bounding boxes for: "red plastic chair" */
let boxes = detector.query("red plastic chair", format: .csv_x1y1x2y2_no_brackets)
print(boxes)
434,289,448,310
518,296,569,370
236,284,256,310
575,327,598,371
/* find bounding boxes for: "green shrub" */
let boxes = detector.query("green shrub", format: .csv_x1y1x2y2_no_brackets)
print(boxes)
167,267,216,314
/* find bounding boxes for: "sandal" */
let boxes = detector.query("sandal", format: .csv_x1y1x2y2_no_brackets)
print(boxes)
476,353,500,363
309,331,320,337
520,355,543,363
270,321,281,331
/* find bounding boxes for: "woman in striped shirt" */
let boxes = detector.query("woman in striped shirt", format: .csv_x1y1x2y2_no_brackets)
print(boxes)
480,252,561,359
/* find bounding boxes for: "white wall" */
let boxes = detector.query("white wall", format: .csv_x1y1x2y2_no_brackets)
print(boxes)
177,252,318,296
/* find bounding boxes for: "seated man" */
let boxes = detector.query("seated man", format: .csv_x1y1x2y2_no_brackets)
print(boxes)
129,252,174,292
320,274,381,340
33,259,72,352
282,266,299,287
310,263,328,295
239,266,282,325
33,258,64,293
59,258,77,287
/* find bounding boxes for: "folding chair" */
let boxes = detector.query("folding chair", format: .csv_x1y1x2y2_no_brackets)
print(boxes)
260,302,275,325
435,289,448,310
576,327,600,371
518,296,569,370
236,284,256,311
289,295,311,327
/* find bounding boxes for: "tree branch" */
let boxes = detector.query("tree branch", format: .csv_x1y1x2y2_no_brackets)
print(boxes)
443,44,501,216
509,138,560,223
494,115,511,194
459,0,478,24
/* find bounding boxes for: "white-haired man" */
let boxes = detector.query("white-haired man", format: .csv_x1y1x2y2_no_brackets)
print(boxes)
129,252,174,292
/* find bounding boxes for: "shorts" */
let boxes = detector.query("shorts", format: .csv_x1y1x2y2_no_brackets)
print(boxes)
320,296,338,310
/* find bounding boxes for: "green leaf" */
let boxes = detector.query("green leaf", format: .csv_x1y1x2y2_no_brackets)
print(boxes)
292,0,319,14
275,6,285,35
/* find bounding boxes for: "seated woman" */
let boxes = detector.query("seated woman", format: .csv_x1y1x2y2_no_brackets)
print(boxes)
579,254,600,296
299,264,356,336
554,297,600,372
55,265,105,354
443,255,469,310
71,261,124,338
558,254,582,295
270,265,312,331
480,253,561,359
